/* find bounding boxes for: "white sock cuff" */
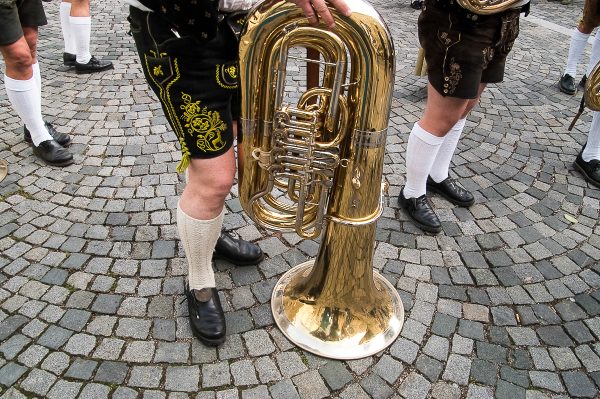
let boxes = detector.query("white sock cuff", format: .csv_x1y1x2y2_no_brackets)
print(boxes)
4,75,35,91
60,2,71,13
452,118,467,132
573,29,590,42
176,203,225,225
70,16,91,25
412,122,445,145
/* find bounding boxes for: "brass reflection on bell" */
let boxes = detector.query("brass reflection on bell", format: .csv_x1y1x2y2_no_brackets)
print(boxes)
238,0,404,359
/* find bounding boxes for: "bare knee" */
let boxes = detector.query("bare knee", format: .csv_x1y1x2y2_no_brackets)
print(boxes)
2,45,34,77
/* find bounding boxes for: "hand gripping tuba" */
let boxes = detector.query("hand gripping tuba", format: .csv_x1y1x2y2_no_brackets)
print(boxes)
238,0,404,359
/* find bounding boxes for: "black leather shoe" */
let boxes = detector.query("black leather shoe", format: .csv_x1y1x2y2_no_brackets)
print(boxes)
398,188,441,234
63,52,76,67
579,74,587,88
32,140,74,166
75,56,114,74
574,148,600,188
214,231,264,266
24,122,71,147
559,74,576,95
427,176,474,207
410,0,423,9
186,287,226,346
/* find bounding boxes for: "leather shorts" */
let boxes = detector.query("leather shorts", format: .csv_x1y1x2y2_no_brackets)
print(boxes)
0,0,47,46
418,0,523,99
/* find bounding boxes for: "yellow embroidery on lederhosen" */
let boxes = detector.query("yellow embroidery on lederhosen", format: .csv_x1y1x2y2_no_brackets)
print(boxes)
215,64,238,89
144,52,191,172
180,93,227,153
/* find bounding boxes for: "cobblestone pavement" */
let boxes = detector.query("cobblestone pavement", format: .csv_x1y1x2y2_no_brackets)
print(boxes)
1,0,600,398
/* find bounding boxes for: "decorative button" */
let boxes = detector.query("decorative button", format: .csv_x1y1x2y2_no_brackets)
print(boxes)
443,89,448,93
444,76,449,81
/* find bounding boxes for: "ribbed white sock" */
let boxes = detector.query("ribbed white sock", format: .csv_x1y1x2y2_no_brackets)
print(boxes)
564,29,589,78
429,118,466,183
177,203,224,291
32,62,41,98
70,16,92,64
403,122,445,199
587,30,600,77
60,2,76,54
583,112,600,162
4,75,51,146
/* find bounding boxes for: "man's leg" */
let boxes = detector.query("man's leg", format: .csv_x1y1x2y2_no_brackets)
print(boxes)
399,83,471,233
59,0,77,65
66,0,113,73
1,31,73,165
560,23,594,95
22,26,72,146
575,111,600,188
426,83,485,208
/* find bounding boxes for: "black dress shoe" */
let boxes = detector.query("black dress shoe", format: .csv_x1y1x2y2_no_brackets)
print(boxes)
63,52,76,67
579,74,587,88
410,0,423,9
398,188,441,234
32,140,74,167
75,56,114,74
186,287,226,346
24,122,71,147
559,74,576,95
214,231,264,266
574,148,600,188
427,176,474,207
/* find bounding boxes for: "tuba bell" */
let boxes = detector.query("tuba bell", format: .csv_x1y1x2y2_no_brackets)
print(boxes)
238,0,404,359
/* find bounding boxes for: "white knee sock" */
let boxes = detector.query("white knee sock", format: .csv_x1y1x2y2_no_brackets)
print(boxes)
60,2,76,54
177,203,224,291
565,29,589,78
32,61,41,98
587,30,600,76
583,112,600,161
70,16,92,64
429,118,466,183
4,75,51,146
403,122,445,199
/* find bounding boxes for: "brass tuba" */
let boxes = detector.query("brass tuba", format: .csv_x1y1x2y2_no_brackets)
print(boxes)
456,0,524,15
585,60,600,111
238,0,404,359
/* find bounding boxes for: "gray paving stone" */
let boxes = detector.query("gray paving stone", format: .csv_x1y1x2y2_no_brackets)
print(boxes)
201,362,230,389
0,362,28,386
318,361,353,391
292,370,330,399
397,371,431,399
165,366,200,392
269,379,301,399
19,368,56,396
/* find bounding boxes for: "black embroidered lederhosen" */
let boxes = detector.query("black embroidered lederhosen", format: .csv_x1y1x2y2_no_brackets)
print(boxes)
0,0,47,46
581,0,600,32
128,4,242,172
418,0,527,99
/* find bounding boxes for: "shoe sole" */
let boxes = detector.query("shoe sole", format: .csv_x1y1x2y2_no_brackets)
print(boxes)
398,195,442,234
75,65,114,74
427,184,474,208
213,252,265,266
573,161,600,189
25,138,72,148
559,84,576,95
189,322,226,347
